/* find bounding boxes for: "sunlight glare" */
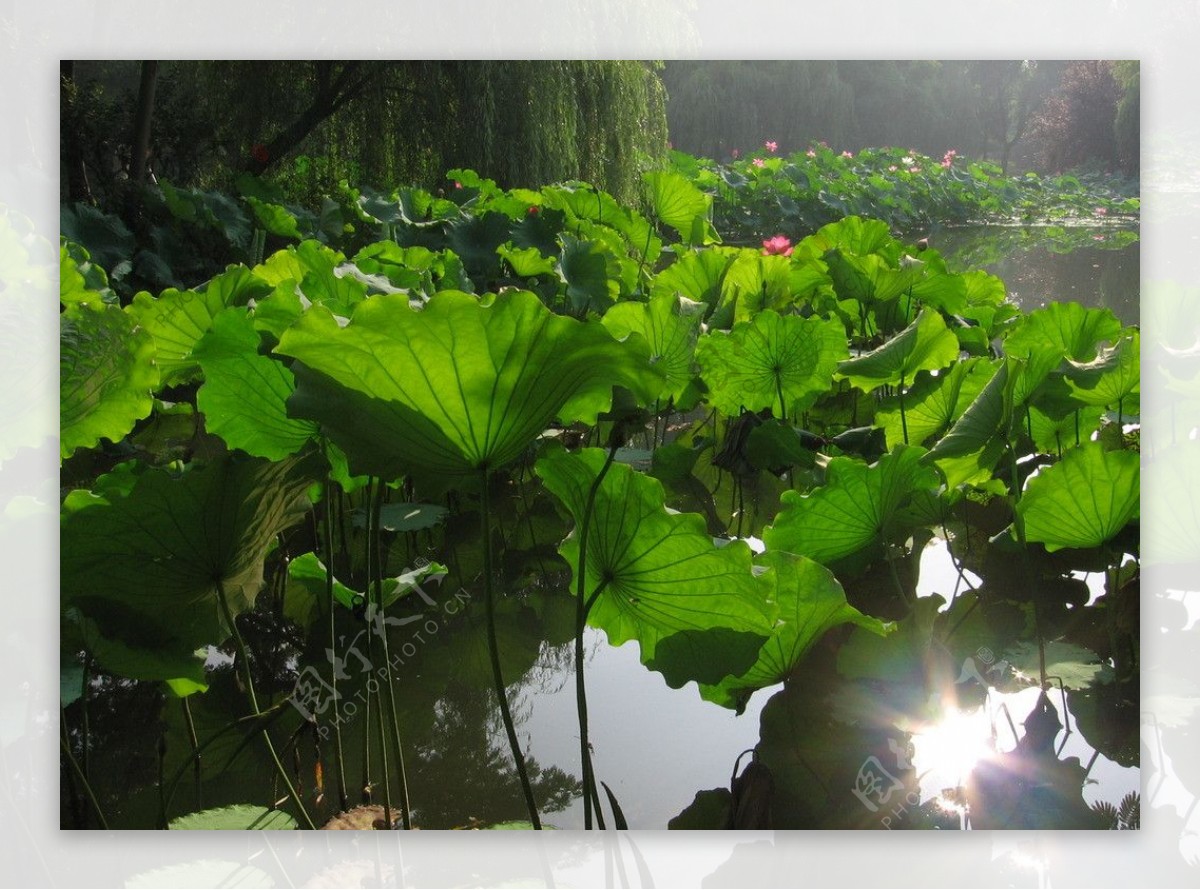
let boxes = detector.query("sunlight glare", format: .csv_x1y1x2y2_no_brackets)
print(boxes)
912,706,996,785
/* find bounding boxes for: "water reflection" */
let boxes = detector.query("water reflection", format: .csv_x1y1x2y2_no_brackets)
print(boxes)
934,224,1140,326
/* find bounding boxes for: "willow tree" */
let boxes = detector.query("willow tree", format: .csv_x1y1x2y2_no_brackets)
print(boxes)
185,61,668,207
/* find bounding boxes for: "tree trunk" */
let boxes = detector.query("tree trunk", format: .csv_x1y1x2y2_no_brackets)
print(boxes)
243,61,383,175
130,61,159,184
60,60,93,204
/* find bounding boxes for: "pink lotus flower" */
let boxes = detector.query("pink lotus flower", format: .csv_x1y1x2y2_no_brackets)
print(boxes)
841,150,854,158
941,149,958,169
888,165,898,172
762,235,793,256
454,181,462,189
806,149,817,158
752,158,766,169
1094,207,1108,216
909,166,921,174
732,148,741,159
765,140,778,153
1093,234,1105,241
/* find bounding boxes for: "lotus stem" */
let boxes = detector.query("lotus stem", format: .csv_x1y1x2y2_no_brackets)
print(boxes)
181,697,203,807
60,713,108,830
321,464,349,812
1007,442,1048,689
371,479,413,829
898,371,909,445
576,440,620,828
364,479,393,828
216,579,316,829
480,468,542,829
161,702,288,818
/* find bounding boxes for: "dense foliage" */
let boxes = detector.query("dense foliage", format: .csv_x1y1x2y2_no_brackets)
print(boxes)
670,144,1139,244
60,152,1140,830
61,61,669,210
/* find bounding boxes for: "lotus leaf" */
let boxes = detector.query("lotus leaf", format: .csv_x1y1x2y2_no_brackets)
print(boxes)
763,445,938,565
697,310,848,419
276,289,662,481
61,451,324,682
535,445,773,682
1016,441,1139,552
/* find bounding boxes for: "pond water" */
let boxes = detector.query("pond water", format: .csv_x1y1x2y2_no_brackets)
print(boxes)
932,223,1140,327
63,227,1140,831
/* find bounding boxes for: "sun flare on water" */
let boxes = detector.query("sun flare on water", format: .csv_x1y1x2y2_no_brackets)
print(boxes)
912,705,997,788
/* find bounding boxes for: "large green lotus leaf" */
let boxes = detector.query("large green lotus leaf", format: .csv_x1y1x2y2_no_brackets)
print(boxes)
1016,442,1139,552
602,292,702,404
696,311,849,419
132,265,273,386
276,290,662,481
559,233,618,313
61,451,324,681
699,551,890,712
353,241,470,294
836,308,960,392
712,252,795,326
875,357,997,449
800,216,896,260
446,210,513,283
250,242,367,337
60,242,116,308
243,195,301,239
763,445,938,565
925,357,1024,483
1064,329,1139,411
169,804,297,830
60,303,159,459
961,270,1008,312
1001,640,1113,691
254,240,342,288
194,309,319,460
1027,403,1105,455
64,606,208,692
650,247,736,312
909,269,968,317
498,244,557,278
1002,302,1123,401
534,445,773,679
644,171,720,245
539,183,661,266
824,250,924,306
1004,301,1122,363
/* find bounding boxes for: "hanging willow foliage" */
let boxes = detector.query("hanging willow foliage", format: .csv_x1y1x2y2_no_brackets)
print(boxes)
173,60,668,209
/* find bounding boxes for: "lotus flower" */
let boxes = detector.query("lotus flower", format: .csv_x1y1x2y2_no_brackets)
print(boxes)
752,158,766,169
765,140,778,153
762,235,793,256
